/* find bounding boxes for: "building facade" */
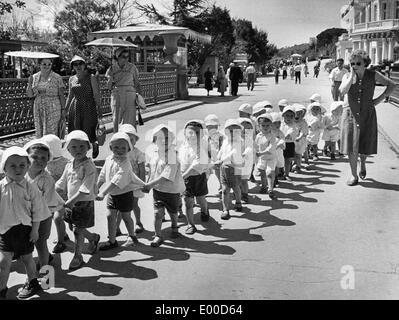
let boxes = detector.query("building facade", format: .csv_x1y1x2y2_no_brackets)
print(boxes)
337,0,399,64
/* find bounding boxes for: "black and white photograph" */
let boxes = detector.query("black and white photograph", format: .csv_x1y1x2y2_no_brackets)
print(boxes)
0,0,399,307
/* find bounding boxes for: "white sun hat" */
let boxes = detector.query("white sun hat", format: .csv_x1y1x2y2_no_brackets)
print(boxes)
119,124,139,141
65,130,91,150
309,93,321,103
24,139,52,160
110,132,133,152
238,103,253,115
204,114,220,126
0,146,29,173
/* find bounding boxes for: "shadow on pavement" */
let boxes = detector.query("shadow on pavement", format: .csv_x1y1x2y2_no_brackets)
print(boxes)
359,178,399,191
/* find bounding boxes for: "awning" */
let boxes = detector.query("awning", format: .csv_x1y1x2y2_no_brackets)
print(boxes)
89,23,211,44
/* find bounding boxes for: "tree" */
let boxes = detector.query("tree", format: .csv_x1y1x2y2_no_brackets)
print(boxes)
53,0,120,49
0,0,25,15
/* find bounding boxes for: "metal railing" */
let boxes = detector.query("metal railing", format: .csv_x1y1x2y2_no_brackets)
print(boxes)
0,71,177,138
353,19,399,31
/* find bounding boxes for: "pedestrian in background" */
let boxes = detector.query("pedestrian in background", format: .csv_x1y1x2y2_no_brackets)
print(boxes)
282,64,288,80
329,58,348,101
204,67,213,96
274,66,280,84
339,49,395,186
26,58,66,139
294,62,302,84
65,56,102,159
106,48,142,132
226,63,234,95
229,62,243,96
245,62,256,91
216,66,227,97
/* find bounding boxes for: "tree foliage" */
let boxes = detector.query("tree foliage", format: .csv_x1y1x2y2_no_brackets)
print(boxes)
0,0,24,16
54,0,120,49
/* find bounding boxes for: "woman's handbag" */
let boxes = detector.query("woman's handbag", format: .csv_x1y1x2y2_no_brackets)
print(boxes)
96,119,106,146
135,93,146,110
137,107,144,126
57,118,66,139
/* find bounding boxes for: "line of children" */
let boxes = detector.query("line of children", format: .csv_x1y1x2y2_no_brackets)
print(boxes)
0,96,346,298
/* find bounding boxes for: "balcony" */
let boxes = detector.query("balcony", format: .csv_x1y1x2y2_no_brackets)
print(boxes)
353,19,399,32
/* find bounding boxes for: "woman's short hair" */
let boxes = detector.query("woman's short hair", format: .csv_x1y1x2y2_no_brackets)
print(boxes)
114,48,129,59
349,49,371,67
38,58,52,65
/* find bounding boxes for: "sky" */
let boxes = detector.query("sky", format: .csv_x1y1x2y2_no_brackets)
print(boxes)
13,0,350,48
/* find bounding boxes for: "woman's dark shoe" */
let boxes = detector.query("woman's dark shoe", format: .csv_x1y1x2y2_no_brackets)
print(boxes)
346,177,359,186
359,170,366,180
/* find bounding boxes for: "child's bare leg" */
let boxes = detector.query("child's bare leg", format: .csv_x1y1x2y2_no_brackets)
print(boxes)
120,211,135,237
116,211,122,233
295,153,302,169
106,209,118,243
266,169,275,192
73,227,85,257
259,169,267,188
215,166,222,190
154,205,165,238
35,217,52,268
183,196,195,226
132,197,143,227
240,179,249,196
168,211,179,232
330,141,336,157
81,229,98,242
221,185,231,211
232,185,242,205
0,252,12,291
53,209,67,242
19,253,38,282
196,195,208,213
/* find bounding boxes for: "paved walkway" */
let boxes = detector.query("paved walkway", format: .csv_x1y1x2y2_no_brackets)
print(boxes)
5,62,399,300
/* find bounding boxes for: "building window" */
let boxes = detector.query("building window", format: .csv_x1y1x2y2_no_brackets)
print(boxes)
396,1,399,19
374,4,378,21
382,2,387,20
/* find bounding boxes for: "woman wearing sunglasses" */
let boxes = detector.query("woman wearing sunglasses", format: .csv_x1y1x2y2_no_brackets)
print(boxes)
26,58,66,138
65,56,102,158
339,49,395,186
105,48,142,132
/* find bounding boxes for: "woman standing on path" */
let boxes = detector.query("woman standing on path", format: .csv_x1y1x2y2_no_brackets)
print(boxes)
216,66,227,97
65,56,102,158
106,48,142,132
339,49,395,186
26,58,66,138
204,67,213,96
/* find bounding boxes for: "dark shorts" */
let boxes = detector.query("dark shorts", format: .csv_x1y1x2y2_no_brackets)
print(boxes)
38,216,52,242
153,190,180,214
64,201,95,229
283,142,296,159
0,224,34,258
107,191,134,212
220,165,241,189
184,173,208,198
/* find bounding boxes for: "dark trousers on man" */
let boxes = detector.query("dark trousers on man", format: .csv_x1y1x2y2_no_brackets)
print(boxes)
295,71,301,84
231,80,239,96
331,81,343,101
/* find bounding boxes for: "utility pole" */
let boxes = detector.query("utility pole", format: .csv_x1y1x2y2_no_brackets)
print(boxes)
118,0,122,27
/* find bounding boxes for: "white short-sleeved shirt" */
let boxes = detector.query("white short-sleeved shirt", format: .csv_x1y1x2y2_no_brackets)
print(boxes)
98,155,145,196
148,147,185,194
280,122,299,143
0,177,51,234
128,147,145,176
178,140,210,175
26,170,64,214
218,139,244,167
255,132,278,160
329,67,348,82
55,158,97,201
